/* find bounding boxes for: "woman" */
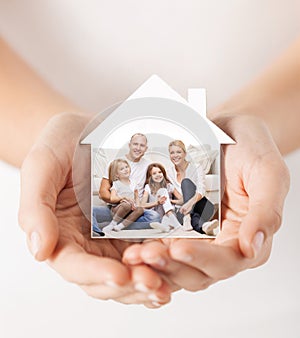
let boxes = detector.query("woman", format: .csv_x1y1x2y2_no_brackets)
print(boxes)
167,140,218,235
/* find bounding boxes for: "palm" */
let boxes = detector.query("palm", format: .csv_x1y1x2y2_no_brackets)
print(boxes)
20,113,171,306
123,115,289,292
214,141,271,267
213,115,289,263
39,113,131,261
53,185,130,262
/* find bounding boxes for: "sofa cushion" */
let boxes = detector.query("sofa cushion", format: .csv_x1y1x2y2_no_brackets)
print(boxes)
187,144,218,174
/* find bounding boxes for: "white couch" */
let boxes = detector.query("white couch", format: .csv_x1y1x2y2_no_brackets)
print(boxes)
92,144,220,207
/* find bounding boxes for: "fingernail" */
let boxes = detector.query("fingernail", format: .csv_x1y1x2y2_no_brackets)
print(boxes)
252,231,264,257
151,301,162,307
29,231,41,258
135,283,150,293
148,294,161,302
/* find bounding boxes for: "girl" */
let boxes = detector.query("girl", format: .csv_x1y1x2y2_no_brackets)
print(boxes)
141,163,183,232
102,159,144,233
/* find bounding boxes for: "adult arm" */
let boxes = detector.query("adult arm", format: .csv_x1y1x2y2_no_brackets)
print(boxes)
123,37,297,291
180,162,206,214
170,188,183,205
210,37,300,155
0,37,170,306
109,188,123,204
99,175,112,203
179,192,202,214
0,37,83,166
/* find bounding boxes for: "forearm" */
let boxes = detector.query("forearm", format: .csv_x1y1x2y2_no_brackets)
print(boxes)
141,201,159,209
210,38,300,155
187,193,201,207
110,195,124,204
171,198,183,205
0,38,85,166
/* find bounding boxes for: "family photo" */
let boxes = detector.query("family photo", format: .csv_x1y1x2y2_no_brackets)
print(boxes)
92,130,220,239
1,2,299,337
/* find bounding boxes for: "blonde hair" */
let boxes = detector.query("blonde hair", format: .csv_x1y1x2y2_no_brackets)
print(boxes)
108,159,130,184
168,140,187,153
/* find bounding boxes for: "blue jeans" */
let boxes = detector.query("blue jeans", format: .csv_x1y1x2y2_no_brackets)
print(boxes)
92,206,161,231
92,206,111,233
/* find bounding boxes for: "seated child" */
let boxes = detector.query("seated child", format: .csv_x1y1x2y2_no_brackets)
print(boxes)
141,163,183,232
102,159,144,233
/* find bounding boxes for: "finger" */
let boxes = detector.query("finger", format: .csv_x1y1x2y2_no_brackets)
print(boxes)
48,241,131,287
138,241,213,291
130,264,164,291
122,243,144,265
81,282,168,304
80,284,132,301
239,155,290,258
67,252,170,304
169,239,249,280
118,278,171,306
19,147,64,261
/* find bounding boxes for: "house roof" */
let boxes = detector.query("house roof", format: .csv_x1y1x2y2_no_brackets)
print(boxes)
81,75,235,146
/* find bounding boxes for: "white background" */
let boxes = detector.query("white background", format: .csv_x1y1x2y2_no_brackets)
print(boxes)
0,1,300,337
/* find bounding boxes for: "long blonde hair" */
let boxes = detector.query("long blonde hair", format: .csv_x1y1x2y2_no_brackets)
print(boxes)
108,159,130,184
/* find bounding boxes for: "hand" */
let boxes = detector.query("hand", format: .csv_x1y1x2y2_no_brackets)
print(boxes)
171,198,183,205
123,115,290,292
157,195,167,205
18,112,171,307
121,197,136,210
179,199,193,215
134,189,139,202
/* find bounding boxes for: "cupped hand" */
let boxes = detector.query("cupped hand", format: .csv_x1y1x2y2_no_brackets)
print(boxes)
123,115,290,292
18,112,172,307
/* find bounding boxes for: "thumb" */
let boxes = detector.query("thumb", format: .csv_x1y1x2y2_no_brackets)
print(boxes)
238,204,282,259
238,156,289,259
18,147,63,261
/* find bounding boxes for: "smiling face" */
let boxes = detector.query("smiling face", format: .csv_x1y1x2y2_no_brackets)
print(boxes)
150,166,164,183
169,145,186,166
128,135,148,162
116,162,131,180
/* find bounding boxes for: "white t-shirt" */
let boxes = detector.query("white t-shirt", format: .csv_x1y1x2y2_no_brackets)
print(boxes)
144,183,175,203
103,156,150,198
110,180,136,200
167,162,205,196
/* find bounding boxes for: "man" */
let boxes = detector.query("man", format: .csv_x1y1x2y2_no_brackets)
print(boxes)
93,133,161,234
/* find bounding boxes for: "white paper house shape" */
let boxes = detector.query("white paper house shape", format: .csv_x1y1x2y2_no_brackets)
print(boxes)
81,75,235,238
81,75,234,147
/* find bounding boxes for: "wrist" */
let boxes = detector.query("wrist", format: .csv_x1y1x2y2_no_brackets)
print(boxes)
208,105,285,155
3,110,93,168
